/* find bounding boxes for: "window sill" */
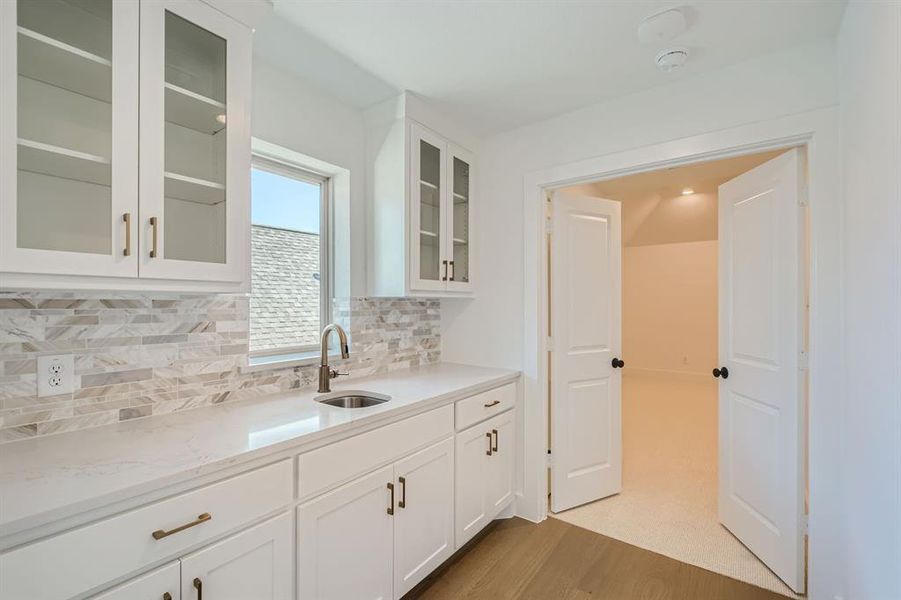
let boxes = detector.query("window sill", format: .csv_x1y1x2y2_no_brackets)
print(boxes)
242,350,335,373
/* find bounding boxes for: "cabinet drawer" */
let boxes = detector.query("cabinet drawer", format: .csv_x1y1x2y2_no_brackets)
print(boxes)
455,383,516,431
298,405,453,500
0,459,292,600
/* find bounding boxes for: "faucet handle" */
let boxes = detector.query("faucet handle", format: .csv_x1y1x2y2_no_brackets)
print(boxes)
329,368,349,379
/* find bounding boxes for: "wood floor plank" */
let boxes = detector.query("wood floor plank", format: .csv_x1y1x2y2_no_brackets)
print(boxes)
410,518,791,600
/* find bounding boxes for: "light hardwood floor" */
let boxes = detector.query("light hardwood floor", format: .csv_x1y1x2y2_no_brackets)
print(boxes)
409,517,790,600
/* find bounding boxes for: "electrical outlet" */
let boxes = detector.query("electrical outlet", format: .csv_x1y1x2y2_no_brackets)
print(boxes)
37,354,74,397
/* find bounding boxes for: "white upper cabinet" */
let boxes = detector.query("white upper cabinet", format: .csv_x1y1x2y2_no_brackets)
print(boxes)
368,94,476,297
0,0,139,280
0,0,254,291
138,0,250,285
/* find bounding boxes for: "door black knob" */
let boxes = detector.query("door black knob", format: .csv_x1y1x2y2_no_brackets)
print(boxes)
611,358,625,369
712,367,729,379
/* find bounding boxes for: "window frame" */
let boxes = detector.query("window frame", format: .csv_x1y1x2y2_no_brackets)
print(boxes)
248,154,332,359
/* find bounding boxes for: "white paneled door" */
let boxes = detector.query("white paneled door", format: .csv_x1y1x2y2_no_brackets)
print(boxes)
550,192,622,513
717,148,806,593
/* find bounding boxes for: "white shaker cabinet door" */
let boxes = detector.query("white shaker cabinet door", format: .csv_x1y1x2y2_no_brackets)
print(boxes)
393,437,455,598
180,512,293,600
91,562,180,600
297,465,395,600
486,410,516,514
455,420,492,549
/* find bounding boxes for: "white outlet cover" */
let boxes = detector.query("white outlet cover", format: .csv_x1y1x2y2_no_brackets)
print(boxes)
37,354,74,397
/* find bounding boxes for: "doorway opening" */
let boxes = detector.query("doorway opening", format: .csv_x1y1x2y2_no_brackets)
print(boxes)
546,148,807,598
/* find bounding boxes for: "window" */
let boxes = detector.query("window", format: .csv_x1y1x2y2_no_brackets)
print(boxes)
250,156,330,357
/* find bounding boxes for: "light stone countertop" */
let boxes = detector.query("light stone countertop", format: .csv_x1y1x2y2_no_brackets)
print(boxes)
0,362,519,540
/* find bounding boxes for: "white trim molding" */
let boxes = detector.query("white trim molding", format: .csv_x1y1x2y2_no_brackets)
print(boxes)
519,106,842,596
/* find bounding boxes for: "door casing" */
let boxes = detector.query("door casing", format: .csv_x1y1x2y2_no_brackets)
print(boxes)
519,108,842,597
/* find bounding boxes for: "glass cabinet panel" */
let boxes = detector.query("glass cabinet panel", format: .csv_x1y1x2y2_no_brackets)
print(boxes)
162,10,227,264
15,0,113,254
451,155,471,284
418,138,442,282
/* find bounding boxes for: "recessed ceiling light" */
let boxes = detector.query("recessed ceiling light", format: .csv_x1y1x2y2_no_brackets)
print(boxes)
681,187,694,195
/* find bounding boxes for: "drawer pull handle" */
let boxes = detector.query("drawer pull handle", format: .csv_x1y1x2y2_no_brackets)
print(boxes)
151,512,211,540
193,577,202,600
398,476,407,508
387,482,395,515
486,432,493,456
484,400,501,408
492,429,499,453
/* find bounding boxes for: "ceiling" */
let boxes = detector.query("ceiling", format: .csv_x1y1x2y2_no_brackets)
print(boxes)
564,149,785,246
258,1,846,135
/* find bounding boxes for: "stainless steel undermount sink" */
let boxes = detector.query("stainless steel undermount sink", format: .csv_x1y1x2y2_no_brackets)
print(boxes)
315,390,391,408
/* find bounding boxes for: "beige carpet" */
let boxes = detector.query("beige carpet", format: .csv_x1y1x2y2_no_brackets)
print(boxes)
552,372,798,598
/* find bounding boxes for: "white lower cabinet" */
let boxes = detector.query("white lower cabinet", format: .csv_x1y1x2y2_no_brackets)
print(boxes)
92,512,293,600
297,438,455,600
180,512,293,600
393,438,455,598
91,563,180,600
297,465,395,600
455,410,516,549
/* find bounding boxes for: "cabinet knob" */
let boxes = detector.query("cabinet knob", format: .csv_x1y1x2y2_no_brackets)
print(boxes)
713,367,730,379
611,358,625,369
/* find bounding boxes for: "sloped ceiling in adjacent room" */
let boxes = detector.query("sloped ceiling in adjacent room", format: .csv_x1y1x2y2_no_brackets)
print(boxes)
567,149,785,246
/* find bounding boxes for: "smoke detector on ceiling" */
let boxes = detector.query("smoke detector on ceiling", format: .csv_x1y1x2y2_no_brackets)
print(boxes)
655,47,689,72
637,8,687,45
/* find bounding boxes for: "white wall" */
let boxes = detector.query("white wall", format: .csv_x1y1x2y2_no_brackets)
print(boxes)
623,241,717,376
440,38,842,596
441,40,837,371
838,3,901,598
252,58,368,297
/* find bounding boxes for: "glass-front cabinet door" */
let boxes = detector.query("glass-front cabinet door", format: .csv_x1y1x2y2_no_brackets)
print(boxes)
0,0,139,278
446,145,473,292
139,0,250,283
410,123,448,292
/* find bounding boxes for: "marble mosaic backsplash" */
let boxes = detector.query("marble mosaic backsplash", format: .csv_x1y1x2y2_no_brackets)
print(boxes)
0,294,440,443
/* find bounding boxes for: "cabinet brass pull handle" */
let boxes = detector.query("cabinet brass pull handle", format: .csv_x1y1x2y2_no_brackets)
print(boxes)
151,512,211,540
149,217,159,258
123,213,131,256
163,593,172,600
449,260,455,281
441,260,448,281
484,400,500,408
492,429,499,453
398,476,406,508
387,482,395,515
193,577,202,600
486,432,493,456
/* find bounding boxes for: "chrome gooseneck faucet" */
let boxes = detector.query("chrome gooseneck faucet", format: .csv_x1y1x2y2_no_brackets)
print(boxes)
318,323,350,393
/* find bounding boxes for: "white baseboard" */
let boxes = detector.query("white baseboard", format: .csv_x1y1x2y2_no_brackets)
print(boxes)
624,367,711,383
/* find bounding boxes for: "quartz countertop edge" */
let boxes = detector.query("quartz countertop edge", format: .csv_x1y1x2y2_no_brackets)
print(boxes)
0,362,519,542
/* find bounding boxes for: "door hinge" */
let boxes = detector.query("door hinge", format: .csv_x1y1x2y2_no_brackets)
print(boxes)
799,349,809,371
545,216,553,235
